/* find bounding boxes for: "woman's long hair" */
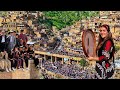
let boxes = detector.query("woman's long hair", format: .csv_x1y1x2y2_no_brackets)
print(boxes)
96,24,115,53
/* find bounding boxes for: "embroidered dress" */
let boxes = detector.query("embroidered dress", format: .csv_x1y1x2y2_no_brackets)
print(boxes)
95,39,115,79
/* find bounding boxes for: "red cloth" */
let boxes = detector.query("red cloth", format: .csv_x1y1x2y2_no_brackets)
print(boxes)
18,34,28,42
105,63,110,68
99,40,112,61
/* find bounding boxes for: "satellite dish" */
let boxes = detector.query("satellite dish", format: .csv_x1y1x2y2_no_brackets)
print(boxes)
82,29,96,57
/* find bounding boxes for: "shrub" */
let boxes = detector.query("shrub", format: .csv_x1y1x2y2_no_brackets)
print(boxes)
115,45,120,52
79,58,87,67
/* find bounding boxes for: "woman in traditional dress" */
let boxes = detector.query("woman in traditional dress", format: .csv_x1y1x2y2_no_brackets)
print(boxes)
88,24,115,79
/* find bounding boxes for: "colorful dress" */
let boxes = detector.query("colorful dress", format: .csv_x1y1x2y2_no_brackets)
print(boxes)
95,39,115,79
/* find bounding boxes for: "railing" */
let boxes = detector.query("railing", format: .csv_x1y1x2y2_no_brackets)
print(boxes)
34,51,82,61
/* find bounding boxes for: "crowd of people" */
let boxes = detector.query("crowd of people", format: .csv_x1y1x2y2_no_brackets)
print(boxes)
38,59,96,79
0,29,39,72
0,28,96,79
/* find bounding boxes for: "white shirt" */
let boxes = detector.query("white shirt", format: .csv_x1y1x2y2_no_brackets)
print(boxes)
1,35,5,43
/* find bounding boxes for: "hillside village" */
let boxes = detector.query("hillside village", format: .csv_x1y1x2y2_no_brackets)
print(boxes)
0,11,119,59
0,11,119,79
0,11,119,37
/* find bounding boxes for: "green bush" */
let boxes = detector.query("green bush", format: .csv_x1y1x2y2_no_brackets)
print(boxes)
115,45,120,52
79,58,87,67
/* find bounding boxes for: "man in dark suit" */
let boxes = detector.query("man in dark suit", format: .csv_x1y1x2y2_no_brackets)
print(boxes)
0,30,8,59
0,30,12,72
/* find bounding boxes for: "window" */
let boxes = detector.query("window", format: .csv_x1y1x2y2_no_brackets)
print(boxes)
112,18,115,21
95,23,97,25
117,17,120,20
14,19,16,21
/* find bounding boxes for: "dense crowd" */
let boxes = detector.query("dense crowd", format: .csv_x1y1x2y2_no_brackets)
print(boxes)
38,58,96,79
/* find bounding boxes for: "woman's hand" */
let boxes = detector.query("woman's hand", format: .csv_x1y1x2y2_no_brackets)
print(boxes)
87,56,99,61
87,56,95,61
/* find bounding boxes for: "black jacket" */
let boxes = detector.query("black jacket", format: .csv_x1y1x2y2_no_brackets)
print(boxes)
0,35,7,50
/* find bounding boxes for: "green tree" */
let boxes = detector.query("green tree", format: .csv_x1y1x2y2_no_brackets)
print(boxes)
39,11,99,30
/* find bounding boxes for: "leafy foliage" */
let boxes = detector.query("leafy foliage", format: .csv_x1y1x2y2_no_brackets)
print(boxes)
115,45,120,52
79,58,87,67
39,11,99,30
0,11,8,17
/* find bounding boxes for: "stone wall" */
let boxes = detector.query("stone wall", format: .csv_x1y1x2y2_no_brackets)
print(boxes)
29,60,39,79
0,59,39,79
0,72,12,79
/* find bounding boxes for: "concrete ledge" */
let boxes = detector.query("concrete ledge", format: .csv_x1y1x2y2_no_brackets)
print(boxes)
0,59,40,79
0,72,12,79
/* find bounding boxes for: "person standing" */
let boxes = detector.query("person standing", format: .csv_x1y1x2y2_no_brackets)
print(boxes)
0,30,8,59
6,30,16,54
88,24,115,79
0,30,12,72
15,34,21,48
18,30,28,47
